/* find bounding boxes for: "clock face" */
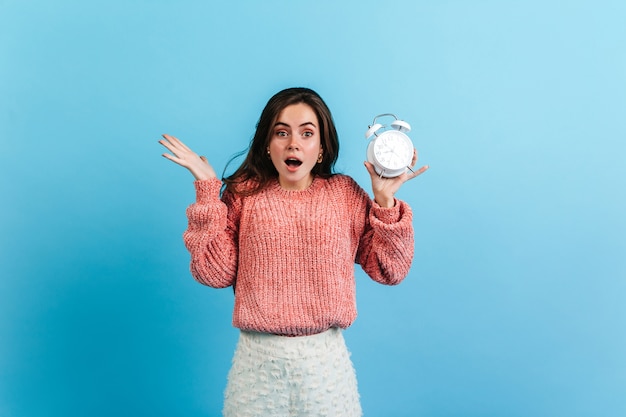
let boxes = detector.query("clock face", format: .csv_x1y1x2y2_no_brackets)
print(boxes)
372,131,413,171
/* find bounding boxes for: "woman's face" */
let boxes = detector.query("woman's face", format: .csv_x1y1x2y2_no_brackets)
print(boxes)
268,103,323,190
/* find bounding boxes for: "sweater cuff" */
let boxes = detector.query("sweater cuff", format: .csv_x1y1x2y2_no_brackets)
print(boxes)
371,198,402,224
193,178,223,203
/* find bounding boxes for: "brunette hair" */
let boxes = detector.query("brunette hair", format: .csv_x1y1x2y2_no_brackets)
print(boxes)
223,87,340,196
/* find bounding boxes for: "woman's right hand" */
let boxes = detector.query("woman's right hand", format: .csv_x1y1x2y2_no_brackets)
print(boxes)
159,134,217,181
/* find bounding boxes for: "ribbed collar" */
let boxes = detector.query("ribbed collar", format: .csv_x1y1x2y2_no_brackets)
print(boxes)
267,176,324,197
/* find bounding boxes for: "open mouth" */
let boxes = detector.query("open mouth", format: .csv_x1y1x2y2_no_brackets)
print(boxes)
285,158,303,168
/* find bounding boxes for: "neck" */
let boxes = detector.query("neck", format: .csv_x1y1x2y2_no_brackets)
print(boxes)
278,174,314,191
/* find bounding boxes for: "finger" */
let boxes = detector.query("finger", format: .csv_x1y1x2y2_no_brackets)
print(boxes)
162,152,192,169
410,149,418,167
363,161,378,177
158,139,181,157
161,134,176,145
158,138,175,152
161,152,178,163
409,164,429,179
163,133,192,152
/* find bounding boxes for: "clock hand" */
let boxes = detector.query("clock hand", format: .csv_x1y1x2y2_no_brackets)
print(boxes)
380,141,411,172
380,141,396,154
380,139,405,158
385,145,405,160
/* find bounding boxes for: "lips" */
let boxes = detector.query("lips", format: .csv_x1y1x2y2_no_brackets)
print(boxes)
284,157,303,168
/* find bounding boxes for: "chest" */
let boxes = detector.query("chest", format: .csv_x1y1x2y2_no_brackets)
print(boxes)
239,194,351,247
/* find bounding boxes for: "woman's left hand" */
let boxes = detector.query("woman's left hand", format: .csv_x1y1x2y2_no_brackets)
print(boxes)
364,148,429,208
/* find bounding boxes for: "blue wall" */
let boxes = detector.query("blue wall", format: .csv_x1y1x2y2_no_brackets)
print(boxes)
1,1,625,416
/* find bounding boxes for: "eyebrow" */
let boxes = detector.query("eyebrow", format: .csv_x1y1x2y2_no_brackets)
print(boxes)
274,121,317,128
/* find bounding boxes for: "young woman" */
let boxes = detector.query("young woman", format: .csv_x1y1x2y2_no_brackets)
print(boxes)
159,87,428,416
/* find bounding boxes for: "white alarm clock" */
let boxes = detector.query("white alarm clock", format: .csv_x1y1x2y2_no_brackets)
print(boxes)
365,113,414,178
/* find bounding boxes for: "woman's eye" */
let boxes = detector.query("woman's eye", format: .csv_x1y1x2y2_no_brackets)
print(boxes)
303,131,313,137
276,131,288,137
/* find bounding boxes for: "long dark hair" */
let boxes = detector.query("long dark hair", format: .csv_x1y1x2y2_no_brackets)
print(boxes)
223,87,340,196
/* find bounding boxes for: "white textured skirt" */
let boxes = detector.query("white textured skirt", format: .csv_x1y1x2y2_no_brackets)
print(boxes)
223,327,362,417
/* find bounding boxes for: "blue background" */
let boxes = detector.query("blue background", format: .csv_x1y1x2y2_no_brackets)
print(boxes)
1,0,625,416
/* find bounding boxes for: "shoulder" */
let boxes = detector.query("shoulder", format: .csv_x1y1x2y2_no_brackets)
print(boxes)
223,177,261,198
325,173,359,188
323,174,370,201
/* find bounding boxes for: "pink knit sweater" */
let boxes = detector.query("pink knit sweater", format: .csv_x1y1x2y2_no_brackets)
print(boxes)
183,174,414,336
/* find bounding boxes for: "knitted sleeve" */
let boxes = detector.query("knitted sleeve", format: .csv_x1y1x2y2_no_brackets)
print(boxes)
352,182,415,286
182,178,240,288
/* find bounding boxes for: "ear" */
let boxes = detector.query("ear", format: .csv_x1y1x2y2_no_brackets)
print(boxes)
390,119,411,133
365,123,383,139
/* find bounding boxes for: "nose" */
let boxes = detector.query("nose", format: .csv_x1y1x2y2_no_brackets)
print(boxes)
287,136,300,150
